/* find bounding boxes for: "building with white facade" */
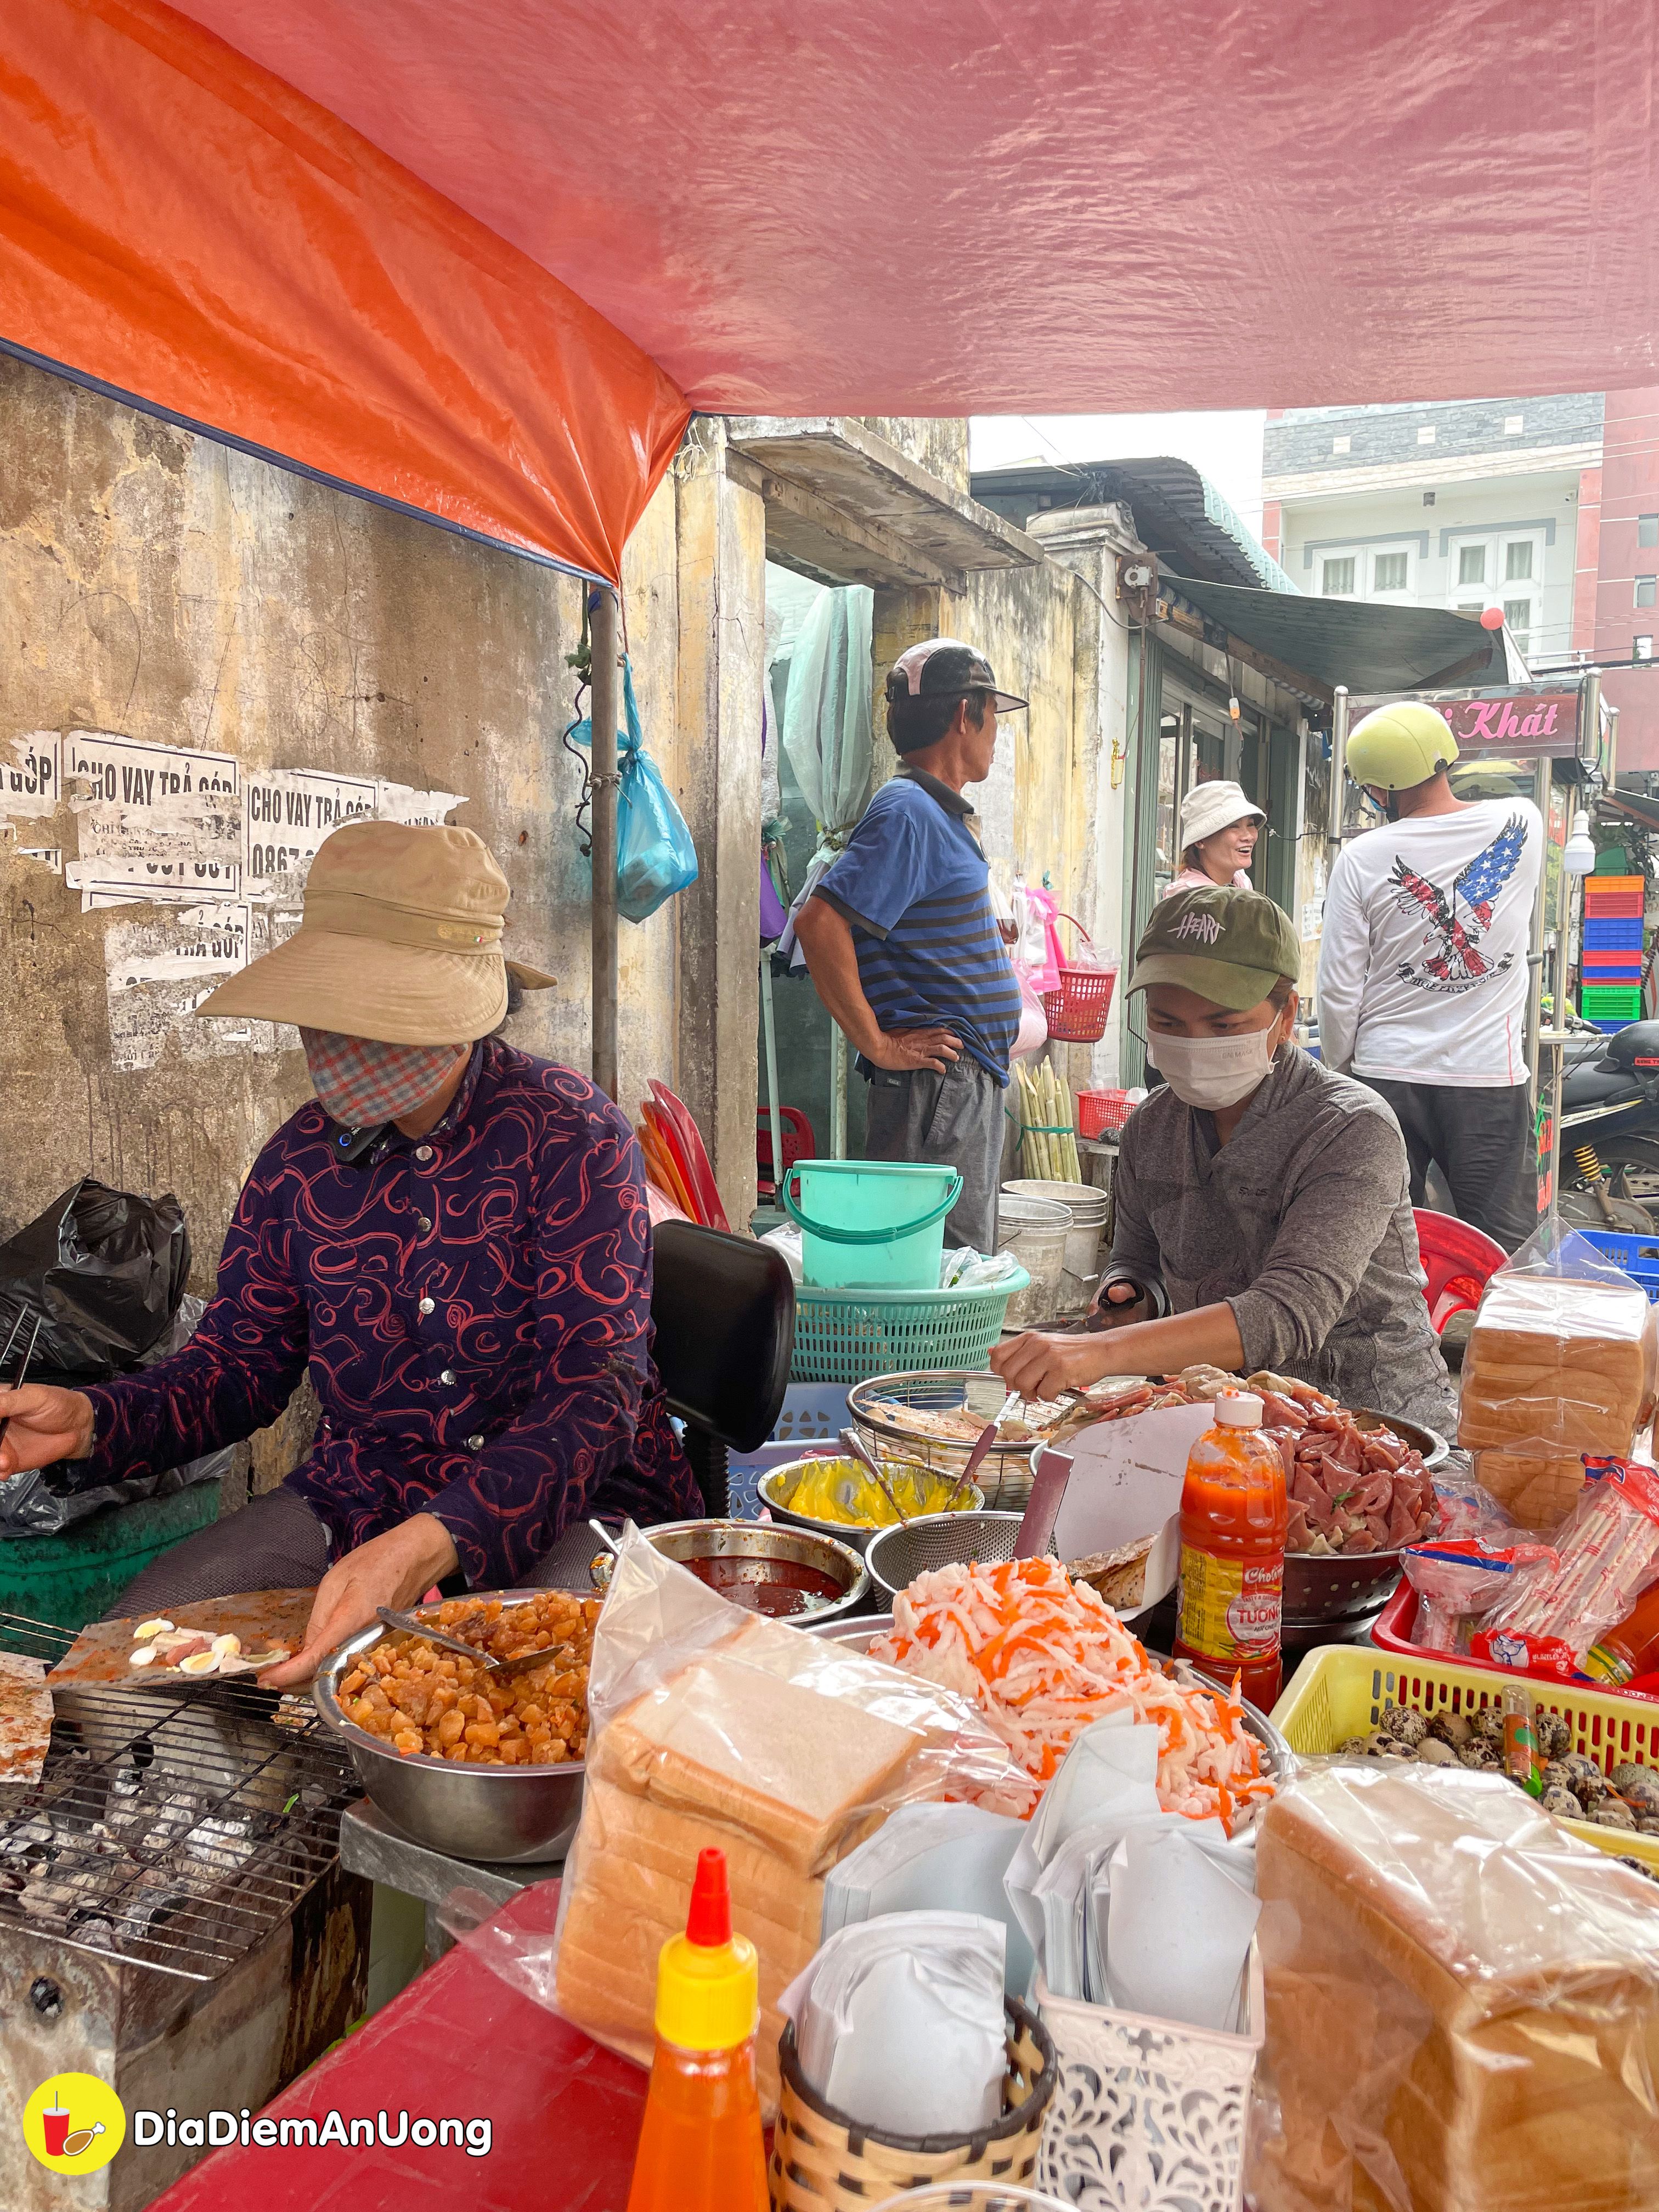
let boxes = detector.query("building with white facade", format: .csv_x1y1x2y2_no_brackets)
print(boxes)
1262,396,1602,671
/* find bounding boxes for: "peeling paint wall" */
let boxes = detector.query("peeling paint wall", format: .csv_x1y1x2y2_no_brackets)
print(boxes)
0,355,701,1284
856,420,970,497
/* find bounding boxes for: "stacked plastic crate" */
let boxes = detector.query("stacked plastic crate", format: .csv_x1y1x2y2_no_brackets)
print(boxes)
1581,873,1646,1030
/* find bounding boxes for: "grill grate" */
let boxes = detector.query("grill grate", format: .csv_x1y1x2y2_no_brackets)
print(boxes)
0,1611,358,1983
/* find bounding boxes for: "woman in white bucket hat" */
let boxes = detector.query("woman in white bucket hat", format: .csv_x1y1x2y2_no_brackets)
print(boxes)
1163,780,1265,896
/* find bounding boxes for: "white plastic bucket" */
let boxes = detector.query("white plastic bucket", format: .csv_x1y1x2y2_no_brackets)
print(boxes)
995,1194,1070,1329
1001,1178,1108,1283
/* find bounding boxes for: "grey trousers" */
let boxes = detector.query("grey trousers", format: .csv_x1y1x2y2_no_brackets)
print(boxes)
862,1055,1009,1252
106,1483,612,1618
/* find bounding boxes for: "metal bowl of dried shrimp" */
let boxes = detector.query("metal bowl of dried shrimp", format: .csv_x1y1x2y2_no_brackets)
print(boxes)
313,1589,595,1864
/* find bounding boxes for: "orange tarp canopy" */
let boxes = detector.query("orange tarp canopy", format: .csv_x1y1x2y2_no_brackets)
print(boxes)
0,0,690,583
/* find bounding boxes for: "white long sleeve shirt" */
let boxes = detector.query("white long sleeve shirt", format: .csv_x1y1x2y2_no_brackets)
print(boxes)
1316,798,1543,1087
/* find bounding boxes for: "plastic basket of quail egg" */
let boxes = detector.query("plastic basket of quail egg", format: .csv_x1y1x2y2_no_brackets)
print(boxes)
1273,1645,1659,1876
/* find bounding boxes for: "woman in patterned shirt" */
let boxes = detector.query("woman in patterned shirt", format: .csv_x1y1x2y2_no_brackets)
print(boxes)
0,821,697,1683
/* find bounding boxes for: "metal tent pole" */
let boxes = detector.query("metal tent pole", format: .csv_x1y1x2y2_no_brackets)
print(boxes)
589,585,620,1100
1325,685,1350,850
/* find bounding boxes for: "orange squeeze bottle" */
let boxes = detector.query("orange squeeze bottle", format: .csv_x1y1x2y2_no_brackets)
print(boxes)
1174,1389,1289,1711
1585,1581,1659,1686
625,1847,770,2212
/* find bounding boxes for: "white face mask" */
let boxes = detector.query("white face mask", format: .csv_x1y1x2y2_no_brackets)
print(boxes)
1150,1023,1283,1110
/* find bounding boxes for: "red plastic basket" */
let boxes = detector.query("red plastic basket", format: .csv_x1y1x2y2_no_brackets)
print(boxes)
1041,914,1119,1044
1373,1578,1659,1696
1077,1088,1134,1140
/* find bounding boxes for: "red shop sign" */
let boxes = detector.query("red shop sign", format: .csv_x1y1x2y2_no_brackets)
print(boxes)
1444,692,1584,758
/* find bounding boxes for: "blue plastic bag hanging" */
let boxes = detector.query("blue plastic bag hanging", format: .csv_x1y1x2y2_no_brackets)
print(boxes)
567,658,699,923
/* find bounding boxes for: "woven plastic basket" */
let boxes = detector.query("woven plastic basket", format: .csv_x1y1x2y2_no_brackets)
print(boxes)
791,1268,1029,1385
770,1999,1055,2209
1273,1644,1659,1871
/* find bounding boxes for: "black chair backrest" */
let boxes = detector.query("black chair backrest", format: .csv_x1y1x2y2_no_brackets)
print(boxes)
649,1221,794,1453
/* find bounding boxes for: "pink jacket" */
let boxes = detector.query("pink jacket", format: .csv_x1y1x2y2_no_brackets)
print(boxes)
1161,866,1252,898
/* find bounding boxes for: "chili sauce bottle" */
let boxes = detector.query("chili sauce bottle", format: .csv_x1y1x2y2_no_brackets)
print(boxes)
1175,1390,1289,1710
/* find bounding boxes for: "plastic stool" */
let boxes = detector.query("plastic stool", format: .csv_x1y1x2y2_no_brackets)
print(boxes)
1413,1207,1508,1333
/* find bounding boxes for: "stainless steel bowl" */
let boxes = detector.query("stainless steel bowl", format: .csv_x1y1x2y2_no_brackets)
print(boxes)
758,1459,985,1556
1347,1407,1449,1469
802,1611,1293,1781
313,1592,589,1864
846,1372,1044,1509
594,1517,872,1622
864,1510,1031,1607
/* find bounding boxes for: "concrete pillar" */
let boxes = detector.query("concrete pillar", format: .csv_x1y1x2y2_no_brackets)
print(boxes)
674,424,765,1228
1023,504,1146,1090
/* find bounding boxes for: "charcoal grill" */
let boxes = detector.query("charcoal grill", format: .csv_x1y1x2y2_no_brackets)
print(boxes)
0,1611,369,2211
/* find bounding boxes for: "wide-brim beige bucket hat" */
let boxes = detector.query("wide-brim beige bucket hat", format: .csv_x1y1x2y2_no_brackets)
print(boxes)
196,820,555,1043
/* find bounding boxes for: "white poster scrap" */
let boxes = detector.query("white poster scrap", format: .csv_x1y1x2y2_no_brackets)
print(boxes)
0,726,469,1066
375,781,467,828
244,768,378,902
100,900,254,1073
62,730,241,909
2,734,60,819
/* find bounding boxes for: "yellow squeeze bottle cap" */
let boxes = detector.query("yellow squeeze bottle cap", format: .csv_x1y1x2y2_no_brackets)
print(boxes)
654,1847,759,2052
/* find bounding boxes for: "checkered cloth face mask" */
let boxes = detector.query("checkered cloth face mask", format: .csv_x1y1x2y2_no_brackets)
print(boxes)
300,1028,464,1126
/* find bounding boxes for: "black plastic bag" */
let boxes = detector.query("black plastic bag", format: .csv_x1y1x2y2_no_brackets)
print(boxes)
0,1295,230,1536
0,1178,189,1382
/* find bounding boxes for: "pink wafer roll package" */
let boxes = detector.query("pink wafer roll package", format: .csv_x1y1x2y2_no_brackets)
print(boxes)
1472,1458,1659,1679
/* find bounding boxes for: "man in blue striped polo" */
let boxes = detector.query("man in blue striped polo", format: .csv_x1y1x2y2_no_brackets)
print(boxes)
793,638,1028,1251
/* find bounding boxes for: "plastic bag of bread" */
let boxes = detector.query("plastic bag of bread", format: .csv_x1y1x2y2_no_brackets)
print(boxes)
541,1527,1022,2113
1459,1221,1656,1531
1251,1762,1659,2212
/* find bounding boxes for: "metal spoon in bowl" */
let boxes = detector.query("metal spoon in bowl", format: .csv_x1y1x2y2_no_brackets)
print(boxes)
838,1426,913,1528
374,1606,569,1680
940,1417,1001,1514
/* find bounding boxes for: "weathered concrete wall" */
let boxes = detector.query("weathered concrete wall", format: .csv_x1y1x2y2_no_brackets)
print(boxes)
857,420,969,498
0,354,697,1277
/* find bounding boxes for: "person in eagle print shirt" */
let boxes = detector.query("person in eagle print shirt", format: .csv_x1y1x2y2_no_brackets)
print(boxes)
0,822,697,1684
1317,702,1543,1251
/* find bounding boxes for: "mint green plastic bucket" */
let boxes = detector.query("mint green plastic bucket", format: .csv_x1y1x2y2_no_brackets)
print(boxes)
782,1160,962,1291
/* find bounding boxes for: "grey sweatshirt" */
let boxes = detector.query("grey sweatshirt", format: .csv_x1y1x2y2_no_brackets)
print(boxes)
1110,1046,1457,1431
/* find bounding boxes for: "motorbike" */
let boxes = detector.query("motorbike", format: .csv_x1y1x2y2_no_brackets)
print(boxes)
1558,1015,1659,1232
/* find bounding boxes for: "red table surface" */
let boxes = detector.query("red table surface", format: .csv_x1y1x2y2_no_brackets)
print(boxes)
150,1880,650,2211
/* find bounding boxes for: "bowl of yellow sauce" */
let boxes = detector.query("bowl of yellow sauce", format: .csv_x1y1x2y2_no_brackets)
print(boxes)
757,1455,984,1554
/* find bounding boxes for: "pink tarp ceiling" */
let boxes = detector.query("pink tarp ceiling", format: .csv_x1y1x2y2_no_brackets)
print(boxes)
171,0,1659,413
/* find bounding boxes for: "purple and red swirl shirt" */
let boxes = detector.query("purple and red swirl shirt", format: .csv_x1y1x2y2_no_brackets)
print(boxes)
83,1040,698,1587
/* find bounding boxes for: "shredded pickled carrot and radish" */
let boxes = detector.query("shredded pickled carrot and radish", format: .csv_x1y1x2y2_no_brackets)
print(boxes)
868,1557,1275,1833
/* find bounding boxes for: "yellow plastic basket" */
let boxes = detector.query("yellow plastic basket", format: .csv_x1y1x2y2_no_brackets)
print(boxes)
1272,1644,1659,1872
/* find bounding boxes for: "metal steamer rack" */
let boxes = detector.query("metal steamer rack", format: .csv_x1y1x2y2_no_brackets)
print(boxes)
0,1611,359,1984
845,1370,1048,1510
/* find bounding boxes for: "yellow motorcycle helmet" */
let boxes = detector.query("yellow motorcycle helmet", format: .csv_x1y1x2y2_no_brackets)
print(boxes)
1345,701,1459,790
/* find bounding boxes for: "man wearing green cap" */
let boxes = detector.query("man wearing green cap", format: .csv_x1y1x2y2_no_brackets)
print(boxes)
992,885,1455,1426
1316,701,1542,1249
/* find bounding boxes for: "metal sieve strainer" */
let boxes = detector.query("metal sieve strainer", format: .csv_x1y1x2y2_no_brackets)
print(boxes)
865,1510,1035,1606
